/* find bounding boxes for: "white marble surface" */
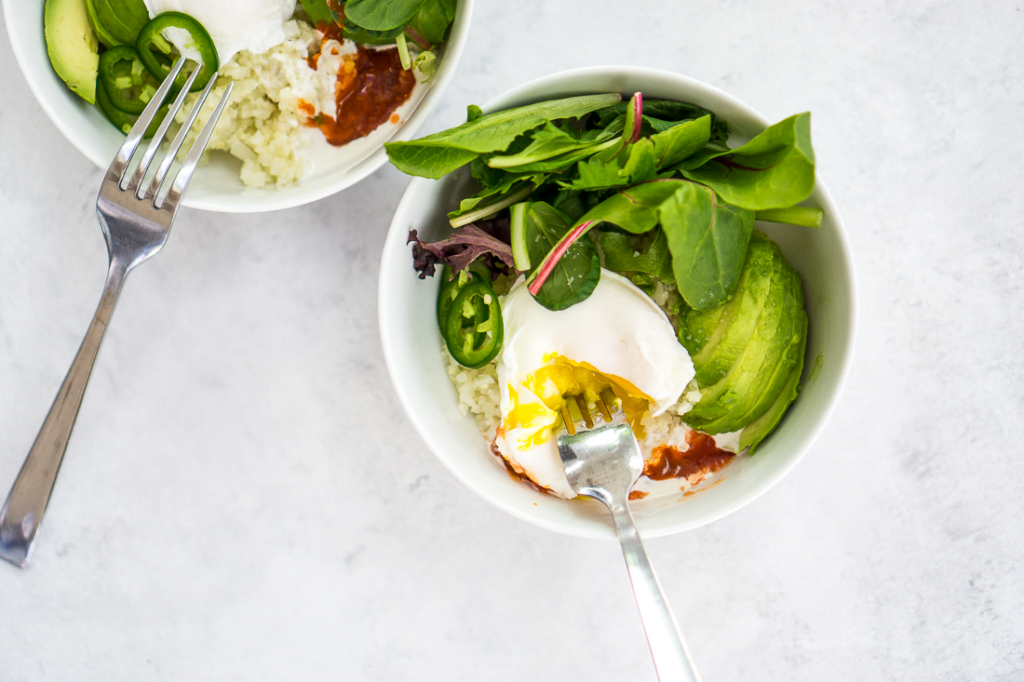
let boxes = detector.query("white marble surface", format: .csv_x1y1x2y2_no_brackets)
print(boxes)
1,1,1022,680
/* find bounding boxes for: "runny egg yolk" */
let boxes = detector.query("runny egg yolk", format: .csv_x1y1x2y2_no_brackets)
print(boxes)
505,355,652,446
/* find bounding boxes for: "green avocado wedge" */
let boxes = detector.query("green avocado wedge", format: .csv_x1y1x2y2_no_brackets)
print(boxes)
723,266,806,432
738,337,806,453
45,0,99,104
84,0,123,47
685,253,790,429
681,232,808,440
681,234,775,387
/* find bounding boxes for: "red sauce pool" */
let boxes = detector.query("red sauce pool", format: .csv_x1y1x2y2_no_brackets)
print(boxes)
305,23,416,147
644,431,735,486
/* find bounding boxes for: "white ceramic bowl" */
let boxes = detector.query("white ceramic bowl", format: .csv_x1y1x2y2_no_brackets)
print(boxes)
379,66,856,539
2,0,473,213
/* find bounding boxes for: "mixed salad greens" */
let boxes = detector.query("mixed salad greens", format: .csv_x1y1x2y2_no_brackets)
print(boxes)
386,92,818,450
301,0,458,74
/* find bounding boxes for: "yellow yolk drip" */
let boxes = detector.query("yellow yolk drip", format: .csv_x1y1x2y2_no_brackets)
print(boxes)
506,356,652,441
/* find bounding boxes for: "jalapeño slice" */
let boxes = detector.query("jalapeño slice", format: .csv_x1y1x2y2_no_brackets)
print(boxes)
436,265,481,331
98,45,161,114
95,78,169,138
443,280,504,369
136,12,218,92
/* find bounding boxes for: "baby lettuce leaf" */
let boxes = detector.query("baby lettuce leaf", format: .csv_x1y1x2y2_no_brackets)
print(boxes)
561,116,711,192
680,113,815,211
574,180,684,233
448,173,546,225
524,202,600,310
599,228,676,293
660,182,754,310
385,93,622,179
408,222,515,279
538,179,752,309
487,122,617,170
344,0,427,31
593,99,717,128
650,115,713,168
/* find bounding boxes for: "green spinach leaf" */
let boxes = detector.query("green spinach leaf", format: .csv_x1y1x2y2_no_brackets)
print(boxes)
409,0,455,44
299,0,334,25
573,180,683,233
599,228,676,292
345,0,426,31
680,113,814,211
649,115,712,168
385,93,622,178
659,182,754,309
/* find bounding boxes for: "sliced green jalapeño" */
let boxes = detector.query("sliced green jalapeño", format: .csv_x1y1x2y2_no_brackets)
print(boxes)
98,45,160,114
136,12,218,92
443,280,504,368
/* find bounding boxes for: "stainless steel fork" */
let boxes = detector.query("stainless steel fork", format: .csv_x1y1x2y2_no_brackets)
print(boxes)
558,409,702,682
0,58,234,568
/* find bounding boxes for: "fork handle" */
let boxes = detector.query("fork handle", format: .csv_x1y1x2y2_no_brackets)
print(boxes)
0,259,128,568
610,503,702,682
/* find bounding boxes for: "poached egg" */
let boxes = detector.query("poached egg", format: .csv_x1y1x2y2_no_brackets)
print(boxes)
144,0,297,65
495,271,696,498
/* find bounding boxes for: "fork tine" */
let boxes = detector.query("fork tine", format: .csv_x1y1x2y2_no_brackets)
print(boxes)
574,394,594,428
126,64,203,195
106,57,186,184
159,81,234,211
139,67,214,200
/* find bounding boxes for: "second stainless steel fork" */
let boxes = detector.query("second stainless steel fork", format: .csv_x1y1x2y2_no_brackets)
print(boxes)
0,57,234,568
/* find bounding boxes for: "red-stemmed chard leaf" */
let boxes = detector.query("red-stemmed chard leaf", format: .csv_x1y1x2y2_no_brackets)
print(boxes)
628,92,643,144
526,220,596,295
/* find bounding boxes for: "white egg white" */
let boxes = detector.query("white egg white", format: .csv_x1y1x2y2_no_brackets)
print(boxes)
144,0,297,65
495,270,695,498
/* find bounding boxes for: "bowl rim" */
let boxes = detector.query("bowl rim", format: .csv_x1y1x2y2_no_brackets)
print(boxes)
379,65,857,539
2,0,474,213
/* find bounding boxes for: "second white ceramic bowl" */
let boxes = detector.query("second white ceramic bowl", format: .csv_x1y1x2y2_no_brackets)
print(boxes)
2,0,473,212
379,66,856,539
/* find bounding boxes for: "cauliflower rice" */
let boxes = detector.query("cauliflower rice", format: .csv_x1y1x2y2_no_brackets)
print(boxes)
174,19,423,188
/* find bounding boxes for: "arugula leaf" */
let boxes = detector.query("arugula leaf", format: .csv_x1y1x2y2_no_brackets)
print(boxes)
599,228,676,292
680,113,815,211
299,0,335,25
345,0,427,31
659,182,754,309
385,93,622,178
524,202,600,310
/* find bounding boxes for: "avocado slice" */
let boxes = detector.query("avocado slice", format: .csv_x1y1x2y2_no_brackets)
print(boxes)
682,234,776,387
45,0,99,104
84,0,124,48
685,252,789,430
721,266,806,431
738,319,807,453
91,0,146,45
695,262,803,433
109,0,149,27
